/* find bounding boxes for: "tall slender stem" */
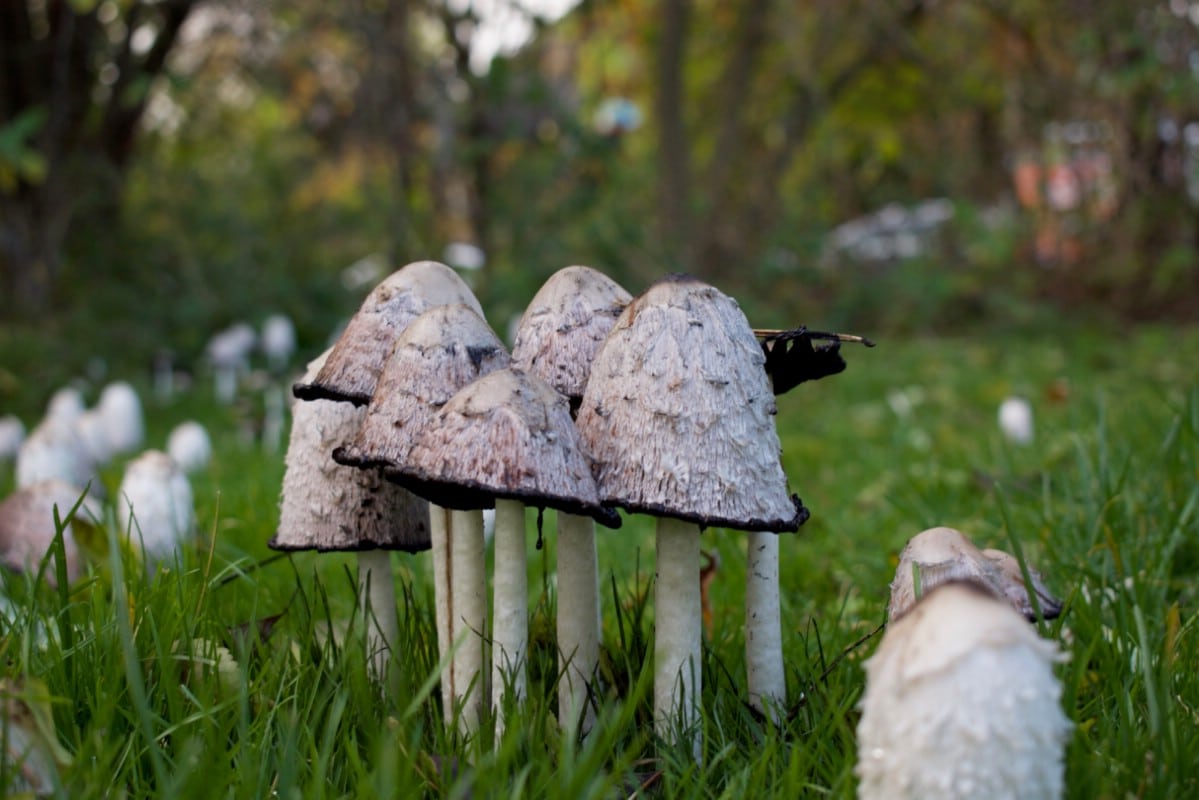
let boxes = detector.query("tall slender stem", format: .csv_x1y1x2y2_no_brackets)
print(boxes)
654,516,702,760
357,548,398,688
491,499,527,736
557,511,601,737
746,530,784,721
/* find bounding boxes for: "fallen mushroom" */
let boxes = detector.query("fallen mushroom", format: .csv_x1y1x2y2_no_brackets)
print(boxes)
856,581,1071,800
330,304,510,732
272,349,431,683
510,264,632,736
576,275,805,757
293,260,484,406
387,367,618,737
888,527,1063,622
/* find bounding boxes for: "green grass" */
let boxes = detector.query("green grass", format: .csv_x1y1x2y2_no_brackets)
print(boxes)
2,323,1198,797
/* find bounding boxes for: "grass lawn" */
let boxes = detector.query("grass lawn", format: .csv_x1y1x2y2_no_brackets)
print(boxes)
2,323,1197,798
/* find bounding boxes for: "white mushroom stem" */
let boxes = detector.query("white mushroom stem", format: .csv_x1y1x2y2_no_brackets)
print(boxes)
557,511,601,737
491,499,528,736
432,506,488,735
356,549,398,684
745,531,784,721
655,516,702,759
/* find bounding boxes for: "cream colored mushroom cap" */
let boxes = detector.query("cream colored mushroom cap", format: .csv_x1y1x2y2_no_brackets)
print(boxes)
0,479,99,585
391,367,618,526
273,348,431,553
512,265,632,403
293,261,484,405
576,275,802,532
333,304,511,472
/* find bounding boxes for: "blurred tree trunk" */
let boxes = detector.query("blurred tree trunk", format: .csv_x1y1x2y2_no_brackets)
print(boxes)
0,0,195,315
649,0,928,285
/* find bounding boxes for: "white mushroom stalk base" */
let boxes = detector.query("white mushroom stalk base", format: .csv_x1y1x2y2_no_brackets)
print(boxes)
746,531,785,721
557,512,602,738
356,549,398,686
431,506,488,736
491,499,528,736
655,517,702,760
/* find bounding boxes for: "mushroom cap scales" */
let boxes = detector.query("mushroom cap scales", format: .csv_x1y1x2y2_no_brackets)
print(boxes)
576,275,805,532
388,368,620,527
293,261,484,406
511,265,632,405
333,304,511,472
856,582,1070,800
272,350,431,553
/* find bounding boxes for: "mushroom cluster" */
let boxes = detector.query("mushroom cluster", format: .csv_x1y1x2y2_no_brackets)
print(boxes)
277,261,867,752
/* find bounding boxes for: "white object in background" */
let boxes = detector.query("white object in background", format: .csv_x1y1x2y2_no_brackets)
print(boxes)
443,241,486,272
0,415,25,461
998,396,1034,445
44,387,85,427
16,421,99,495
260,314,297,372
206,323,257,404
117,450,196,567
97,381,144,457
167,421,212,474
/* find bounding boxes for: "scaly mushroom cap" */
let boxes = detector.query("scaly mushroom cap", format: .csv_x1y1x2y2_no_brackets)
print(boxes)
293,261,484,405
0,479,100,584
511,265,632,405
576,275,803,532
388,368,619,527
273,350,431,553
117,449,196,563
888,527,1062,622
333,304,511,472
856,582,1071,800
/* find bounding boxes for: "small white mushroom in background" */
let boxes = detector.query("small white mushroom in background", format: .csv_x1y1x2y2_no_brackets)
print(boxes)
510,264,632,737
0,415,25,461
443,241,486,273
856,582,1071,800
260,313,297,373
261,384,286,454
15,420,102,498
117,450,196,569
888,527,1063,622
0,480,101,586
167,421,212,474
999,395,1034,445
273,349,432,686
206,323,258,405
43,387,85,428
95,381,144,457
577,275,805,758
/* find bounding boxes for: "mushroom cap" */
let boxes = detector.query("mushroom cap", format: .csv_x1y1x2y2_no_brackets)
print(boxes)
888,527,1061,622
167,421,213,475
511,265,632,404
856,582,1070,800
576,275,803,532
293,261,484,405
117,449,196,562
0,415,25,461
387,368,620,527
96,381,145,458
333,304,511,472
0,479,99,584
272,350,431,553
981,547,1064,621
15,420,101,497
